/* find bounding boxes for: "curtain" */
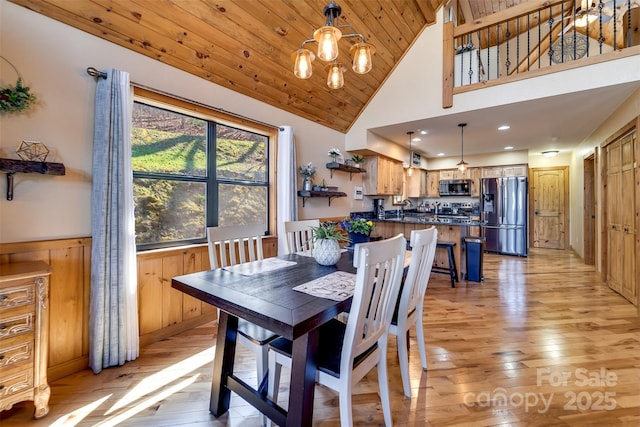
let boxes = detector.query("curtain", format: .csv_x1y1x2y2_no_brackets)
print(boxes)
276,126,298,256
89,68,139,373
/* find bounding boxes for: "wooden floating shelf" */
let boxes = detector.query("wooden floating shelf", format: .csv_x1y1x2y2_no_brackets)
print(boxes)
297,190,347,207
326,162,366,180
0,158,66,201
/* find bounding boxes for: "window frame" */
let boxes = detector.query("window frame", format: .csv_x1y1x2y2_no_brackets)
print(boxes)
132,87,278,251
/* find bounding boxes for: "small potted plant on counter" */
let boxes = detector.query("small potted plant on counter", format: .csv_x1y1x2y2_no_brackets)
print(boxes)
339,217,375,247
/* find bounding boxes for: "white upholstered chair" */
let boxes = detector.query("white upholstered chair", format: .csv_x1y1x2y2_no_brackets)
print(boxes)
283,219,320,254
389,226,438,398
206,224,278,388
267,234,407,426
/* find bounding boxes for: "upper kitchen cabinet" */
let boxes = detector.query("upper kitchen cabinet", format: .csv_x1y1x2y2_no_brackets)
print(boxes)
481,164,528,178
426,170,440,197
439,168,471,180
405,168,428,197
362,155,403,195
470,168,481,197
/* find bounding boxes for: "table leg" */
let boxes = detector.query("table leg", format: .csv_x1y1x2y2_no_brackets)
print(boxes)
286,328,319,427
210,311,238,416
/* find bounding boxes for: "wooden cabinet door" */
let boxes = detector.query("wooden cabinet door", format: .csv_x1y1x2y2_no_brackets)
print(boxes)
503,165,528,177
481,166,504,178
470,168,481,197
439,169,454,180
426,171,439,197
531,167,568,249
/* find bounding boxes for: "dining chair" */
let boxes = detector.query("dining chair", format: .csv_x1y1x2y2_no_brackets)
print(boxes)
206,224,279,388
389,226,438,398
267,233,407,426
283,219,320,254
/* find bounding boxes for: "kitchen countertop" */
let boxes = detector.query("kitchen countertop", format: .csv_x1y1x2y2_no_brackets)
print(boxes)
374,215,486,226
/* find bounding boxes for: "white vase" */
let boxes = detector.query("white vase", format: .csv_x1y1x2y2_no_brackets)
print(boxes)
313,239,341,266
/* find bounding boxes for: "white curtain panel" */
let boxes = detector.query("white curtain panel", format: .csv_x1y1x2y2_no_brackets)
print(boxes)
277,126,298,256
89,68,139,373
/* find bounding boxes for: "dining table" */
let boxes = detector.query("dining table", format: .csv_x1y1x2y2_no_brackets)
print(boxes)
171,250,358,427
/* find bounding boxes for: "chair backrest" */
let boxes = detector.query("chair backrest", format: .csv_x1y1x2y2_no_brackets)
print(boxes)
207,224,265,268
343,233,406,369
284,219,320,254
398,226,438,320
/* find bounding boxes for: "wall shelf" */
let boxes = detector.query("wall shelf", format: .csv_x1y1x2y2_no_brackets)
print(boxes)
298,190,346,207
326,162,366,180
0,158,66,200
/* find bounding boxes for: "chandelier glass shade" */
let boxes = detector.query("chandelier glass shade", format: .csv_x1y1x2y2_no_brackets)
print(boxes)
293,1,375,89
457,123,469,173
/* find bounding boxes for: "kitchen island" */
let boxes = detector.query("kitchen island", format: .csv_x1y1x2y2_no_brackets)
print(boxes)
372,215,484,281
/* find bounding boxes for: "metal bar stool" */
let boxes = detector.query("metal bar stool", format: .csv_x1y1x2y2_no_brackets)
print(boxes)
432,241,458,288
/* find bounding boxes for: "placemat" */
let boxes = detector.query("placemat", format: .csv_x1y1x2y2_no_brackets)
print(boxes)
293,271,357,301
223,258,297,276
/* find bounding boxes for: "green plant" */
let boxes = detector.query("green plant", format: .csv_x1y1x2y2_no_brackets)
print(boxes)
298,162,316,178
311,222,347,243
339,217,375,235
351,154,364,164
0,78,37,113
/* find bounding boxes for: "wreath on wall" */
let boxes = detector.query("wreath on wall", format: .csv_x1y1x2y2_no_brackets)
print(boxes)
0,56,37,113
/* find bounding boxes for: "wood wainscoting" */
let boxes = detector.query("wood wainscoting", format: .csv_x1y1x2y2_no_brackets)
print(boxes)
0,235,278,382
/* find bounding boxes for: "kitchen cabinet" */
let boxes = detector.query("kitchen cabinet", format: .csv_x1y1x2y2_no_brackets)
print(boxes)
426,171,440,197
405,169,427,197
362,155,403,195
0,262,51,418
470,167,481,197
439,168,471,180
481,164,528,178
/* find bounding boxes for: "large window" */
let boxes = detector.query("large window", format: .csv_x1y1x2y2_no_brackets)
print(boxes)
131,98,271,250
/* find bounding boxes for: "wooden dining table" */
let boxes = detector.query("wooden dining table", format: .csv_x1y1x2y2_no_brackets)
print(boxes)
171,251,358,427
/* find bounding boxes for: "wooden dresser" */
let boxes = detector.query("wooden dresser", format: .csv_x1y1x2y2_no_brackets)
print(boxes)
0,261,51,418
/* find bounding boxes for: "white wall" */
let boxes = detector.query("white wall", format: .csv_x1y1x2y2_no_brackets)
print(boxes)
0,1,354,243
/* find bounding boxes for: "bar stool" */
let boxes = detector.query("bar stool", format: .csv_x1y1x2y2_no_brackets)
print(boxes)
432,241,458,288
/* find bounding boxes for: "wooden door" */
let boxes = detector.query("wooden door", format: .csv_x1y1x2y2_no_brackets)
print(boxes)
605,130,637,305
531,167,569,249
583,154,596,266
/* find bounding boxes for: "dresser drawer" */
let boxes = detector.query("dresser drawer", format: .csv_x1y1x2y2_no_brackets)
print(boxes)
0,369,33,400
0,277,36,311
0,333,34,368
0,308,35,340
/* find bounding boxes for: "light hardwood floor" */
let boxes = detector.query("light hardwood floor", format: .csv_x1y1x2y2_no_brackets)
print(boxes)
2,248,639,426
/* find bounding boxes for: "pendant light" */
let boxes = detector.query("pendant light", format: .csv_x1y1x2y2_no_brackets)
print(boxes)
407,131,414,177
457,123,469,173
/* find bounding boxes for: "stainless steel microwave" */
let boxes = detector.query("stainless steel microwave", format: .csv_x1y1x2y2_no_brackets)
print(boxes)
439,179,472,196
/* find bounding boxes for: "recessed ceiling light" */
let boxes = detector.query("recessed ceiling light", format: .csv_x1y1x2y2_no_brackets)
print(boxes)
504,146,514,150
420,130,427,135
437,153,445,157
498,125,510,130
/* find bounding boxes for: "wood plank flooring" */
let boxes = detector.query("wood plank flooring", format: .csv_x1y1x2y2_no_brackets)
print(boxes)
2,248,639,426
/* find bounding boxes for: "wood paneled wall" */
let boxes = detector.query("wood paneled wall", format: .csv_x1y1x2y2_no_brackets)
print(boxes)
0,235,277,381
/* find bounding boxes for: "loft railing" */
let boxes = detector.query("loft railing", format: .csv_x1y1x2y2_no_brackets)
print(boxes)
442,0,640,108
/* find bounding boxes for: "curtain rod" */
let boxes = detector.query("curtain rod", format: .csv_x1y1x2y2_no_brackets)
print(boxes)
85,67,284,131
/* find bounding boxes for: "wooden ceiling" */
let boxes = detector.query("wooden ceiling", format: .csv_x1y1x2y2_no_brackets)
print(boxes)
9,0,444,133
11,1,631,134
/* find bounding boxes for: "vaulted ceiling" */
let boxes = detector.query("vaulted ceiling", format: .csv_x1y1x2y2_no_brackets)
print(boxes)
8,0,445,133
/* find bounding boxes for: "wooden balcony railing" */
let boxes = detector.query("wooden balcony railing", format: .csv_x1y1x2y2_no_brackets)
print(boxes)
443,0,640,108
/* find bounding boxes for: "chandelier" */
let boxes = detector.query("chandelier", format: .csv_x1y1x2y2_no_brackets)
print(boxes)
292,1,375,90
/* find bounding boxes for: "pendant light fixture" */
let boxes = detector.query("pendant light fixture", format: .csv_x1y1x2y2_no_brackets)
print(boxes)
292,1,375,89
407,131,414,176
457,123,469,173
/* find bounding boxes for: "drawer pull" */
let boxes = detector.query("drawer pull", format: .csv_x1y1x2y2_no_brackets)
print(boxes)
0,354,4,360
0,385,4,390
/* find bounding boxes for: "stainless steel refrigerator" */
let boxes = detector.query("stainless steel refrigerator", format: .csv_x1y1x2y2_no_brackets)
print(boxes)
480,176,528,256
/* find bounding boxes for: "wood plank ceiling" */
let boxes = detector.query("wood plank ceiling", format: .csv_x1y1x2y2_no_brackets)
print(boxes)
13,1,625,133
9,0,444,133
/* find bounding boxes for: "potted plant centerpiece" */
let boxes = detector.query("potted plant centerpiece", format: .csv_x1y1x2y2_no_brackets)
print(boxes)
298,162,316,192
339,217,375,247
311,222,347,266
